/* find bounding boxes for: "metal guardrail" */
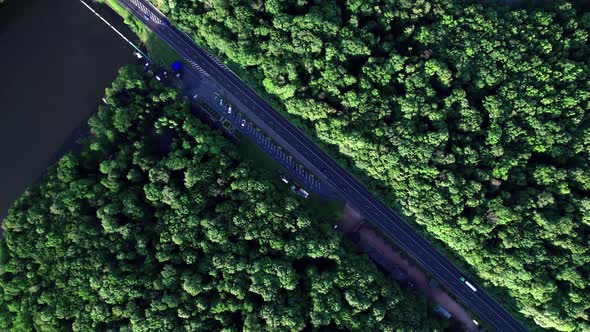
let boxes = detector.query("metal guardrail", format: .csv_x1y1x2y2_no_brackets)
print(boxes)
78,0,151,61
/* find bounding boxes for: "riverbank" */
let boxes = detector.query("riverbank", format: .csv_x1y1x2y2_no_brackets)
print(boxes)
0,0,135,220
97,0,179,66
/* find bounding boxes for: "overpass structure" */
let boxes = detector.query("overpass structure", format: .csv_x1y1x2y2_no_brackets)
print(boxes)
116,0,529,330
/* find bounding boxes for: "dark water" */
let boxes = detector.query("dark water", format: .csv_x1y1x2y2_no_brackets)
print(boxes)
0,0,136,220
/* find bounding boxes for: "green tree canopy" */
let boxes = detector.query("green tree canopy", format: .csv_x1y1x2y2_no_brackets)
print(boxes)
0,67,440,331
159,0,590,330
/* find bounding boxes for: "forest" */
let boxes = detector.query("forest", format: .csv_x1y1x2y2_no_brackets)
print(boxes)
0,67,441,331
151,0,590,330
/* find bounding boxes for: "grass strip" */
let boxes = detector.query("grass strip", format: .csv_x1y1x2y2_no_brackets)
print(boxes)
98,0,179,66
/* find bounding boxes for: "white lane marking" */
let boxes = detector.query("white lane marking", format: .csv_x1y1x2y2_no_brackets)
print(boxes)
159,33,518,332
125,6,519,328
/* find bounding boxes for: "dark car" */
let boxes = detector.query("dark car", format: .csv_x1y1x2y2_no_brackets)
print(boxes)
154,68,168,82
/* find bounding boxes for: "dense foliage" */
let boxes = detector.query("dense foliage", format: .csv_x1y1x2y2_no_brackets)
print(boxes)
0,67,440,331
154,0,590,330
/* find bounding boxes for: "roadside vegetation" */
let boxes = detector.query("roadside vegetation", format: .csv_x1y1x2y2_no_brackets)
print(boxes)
99,0,178,65
153,0,590,330
0,67,441,331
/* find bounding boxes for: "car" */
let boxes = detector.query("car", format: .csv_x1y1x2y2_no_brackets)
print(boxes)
460,277,477,292
227,106,232,114
192,93,198,100
144,13,150,20
241,119,246,127
298,188,310,199
171,60,182,72
154,68,168,82
280,174,289,184
133,51,143,59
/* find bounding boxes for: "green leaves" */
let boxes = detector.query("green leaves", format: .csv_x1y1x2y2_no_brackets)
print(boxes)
0,66,438,331
157,0,590,330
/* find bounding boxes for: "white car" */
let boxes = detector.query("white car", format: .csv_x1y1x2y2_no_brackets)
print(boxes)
298,188,309,199
281,175,289,184
133,51,143,59
228,106,232,114
241,119,246,127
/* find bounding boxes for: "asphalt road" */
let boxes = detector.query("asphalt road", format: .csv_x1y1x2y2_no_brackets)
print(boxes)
118,1,528,330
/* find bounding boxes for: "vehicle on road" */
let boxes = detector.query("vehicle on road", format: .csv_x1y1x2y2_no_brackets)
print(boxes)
460,277,477,292
241,119,246,127
122,3,527,330
133,51,143,59
143,62,150,72
144,13,150,20
227,106,232,114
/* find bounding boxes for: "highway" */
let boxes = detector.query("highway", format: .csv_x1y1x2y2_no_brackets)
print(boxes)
118,0,528,331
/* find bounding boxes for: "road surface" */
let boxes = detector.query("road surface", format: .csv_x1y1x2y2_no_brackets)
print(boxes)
117,1,528,331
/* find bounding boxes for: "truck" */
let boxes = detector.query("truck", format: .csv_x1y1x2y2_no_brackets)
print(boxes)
460,277,477,292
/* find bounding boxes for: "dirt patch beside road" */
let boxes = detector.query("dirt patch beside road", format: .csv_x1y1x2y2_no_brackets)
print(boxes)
337,204,478,331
